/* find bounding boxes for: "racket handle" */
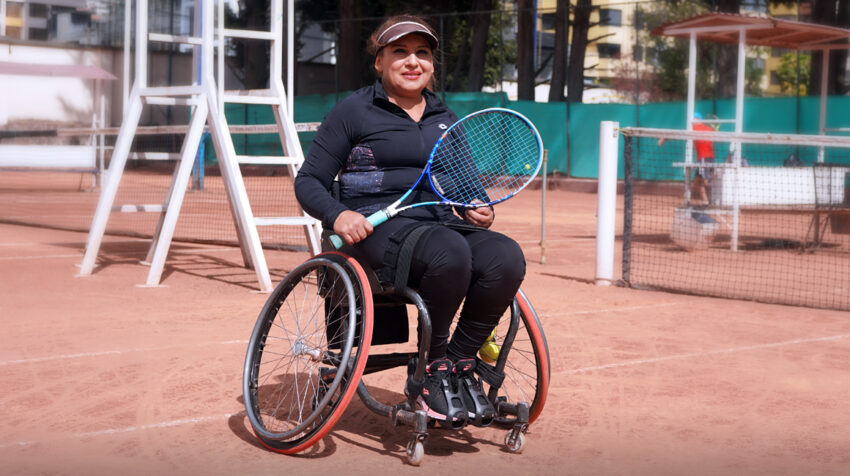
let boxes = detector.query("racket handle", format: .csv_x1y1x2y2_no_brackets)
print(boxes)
328,210,391,249
329,234,345,249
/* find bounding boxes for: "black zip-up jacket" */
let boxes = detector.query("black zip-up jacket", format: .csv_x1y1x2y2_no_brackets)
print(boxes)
294,80,461,230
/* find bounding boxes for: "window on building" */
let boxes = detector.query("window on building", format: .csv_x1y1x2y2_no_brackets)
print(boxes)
4,2,24,39
28,28,48,40
599,9,622,27
770,71,780,86
6,2,23,18
29,3,48,18
541,13,556,31
597,43,621,59
71,12,90,26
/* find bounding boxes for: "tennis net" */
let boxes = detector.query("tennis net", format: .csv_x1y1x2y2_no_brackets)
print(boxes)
621,127,850,311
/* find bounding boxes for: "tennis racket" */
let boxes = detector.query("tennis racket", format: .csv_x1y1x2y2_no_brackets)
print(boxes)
329,107,543,249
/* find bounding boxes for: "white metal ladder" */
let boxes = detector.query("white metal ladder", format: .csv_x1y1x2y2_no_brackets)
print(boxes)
78,0,319,292
215,0,321,256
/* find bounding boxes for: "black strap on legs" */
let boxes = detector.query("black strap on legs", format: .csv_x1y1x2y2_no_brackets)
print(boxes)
380,219,488,290
380,222,441,290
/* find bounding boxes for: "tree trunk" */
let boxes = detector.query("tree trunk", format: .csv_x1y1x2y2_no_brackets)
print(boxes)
450,28,471,91
835,0,850,94
467,0,493,92
337,0,361,92
808,0,839,95
567,0,591,103
548,0,569,102
516,0,535,100
714,0,740,98
243,0,269,89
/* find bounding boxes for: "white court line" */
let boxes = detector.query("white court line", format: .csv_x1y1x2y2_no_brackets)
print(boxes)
77,413,236,438
0,253,82,260
564,333,850,375
0,340,248,367
0,414,237,449
0,304,677,366
0,247,242,261
542,302,679,318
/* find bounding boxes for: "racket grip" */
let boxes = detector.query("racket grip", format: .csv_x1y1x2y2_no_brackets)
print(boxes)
328,210,391,250
329,234,345,249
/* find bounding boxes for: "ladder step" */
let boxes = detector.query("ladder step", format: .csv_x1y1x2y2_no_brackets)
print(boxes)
236,155,300,165
222,94,281,105
222,28,276,41
148,33,203,45
139,86,204,97
144,97,198,106
254,216,318,226
112,204,165,213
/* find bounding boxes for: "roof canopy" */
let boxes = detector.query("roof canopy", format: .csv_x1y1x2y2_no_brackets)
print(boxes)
0,61,117,80
653,12,850,51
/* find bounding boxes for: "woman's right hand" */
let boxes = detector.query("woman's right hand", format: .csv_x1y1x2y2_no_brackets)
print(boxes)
333,210,373,245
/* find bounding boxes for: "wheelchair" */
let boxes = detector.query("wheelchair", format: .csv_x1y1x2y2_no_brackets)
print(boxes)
242,235,550,465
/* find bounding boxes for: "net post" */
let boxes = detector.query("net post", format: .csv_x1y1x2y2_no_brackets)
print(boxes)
596,121,619,286
540,149,548,264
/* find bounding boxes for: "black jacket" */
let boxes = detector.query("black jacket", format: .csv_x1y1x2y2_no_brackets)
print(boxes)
294,80,460,230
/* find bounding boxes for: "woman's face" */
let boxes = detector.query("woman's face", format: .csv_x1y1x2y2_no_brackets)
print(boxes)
374,33,434,102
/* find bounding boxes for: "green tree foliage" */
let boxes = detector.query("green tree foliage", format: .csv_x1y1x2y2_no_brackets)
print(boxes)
638,0,773,100
640,1,711,100
776,52,811,95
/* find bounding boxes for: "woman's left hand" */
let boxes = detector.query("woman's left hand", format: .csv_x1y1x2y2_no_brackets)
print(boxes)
464,203,494,228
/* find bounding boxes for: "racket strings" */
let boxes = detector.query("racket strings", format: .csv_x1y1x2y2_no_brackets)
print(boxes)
430,112,541,205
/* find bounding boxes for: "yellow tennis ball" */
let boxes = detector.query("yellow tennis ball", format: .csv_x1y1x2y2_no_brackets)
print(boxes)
478,329,500,364
525,163,531,170
479,342,500,364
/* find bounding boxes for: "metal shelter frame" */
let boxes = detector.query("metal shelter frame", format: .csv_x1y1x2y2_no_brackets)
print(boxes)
652,13,850,251
79,0,320,292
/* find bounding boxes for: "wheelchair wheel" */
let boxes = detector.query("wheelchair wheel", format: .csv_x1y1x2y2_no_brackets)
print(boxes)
243,252,373,453
483,288,550,426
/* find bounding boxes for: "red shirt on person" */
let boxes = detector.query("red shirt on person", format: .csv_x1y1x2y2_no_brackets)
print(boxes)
693,121,715,160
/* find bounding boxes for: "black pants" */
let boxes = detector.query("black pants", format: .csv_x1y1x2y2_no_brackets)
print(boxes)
355,217,526,360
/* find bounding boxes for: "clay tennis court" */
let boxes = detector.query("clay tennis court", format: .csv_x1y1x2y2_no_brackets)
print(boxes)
2,185,849,475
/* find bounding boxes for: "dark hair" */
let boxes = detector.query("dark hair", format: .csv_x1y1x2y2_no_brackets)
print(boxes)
368,15,439,90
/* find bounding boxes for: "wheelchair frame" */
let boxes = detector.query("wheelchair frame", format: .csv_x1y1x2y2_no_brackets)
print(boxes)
242,249,550,465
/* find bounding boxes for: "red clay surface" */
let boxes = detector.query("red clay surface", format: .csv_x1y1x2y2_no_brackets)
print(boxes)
2,188,849,475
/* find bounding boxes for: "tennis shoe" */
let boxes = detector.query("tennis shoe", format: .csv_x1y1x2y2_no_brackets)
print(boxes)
409,358,468,429
454,358,496,427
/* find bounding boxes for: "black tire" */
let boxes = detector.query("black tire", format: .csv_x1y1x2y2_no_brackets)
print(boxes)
243,253,373,453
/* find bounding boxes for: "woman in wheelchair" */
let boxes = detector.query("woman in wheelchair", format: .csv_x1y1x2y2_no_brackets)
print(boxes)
293,15,526,429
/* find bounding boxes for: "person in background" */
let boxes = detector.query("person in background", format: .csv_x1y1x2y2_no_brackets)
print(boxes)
691,112,716,204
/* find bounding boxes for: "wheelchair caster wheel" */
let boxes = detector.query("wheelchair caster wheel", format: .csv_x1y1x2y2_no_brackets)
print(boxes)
407,440,425,466
505,431,526,454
